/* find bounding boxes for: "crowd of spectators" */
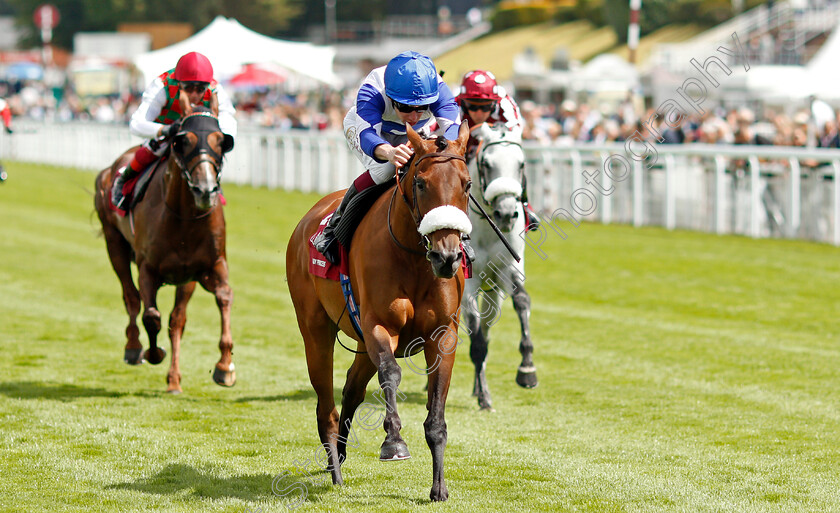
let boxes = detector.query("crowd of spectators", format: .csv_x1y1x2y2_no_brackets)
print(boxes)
3,78,839,150
517,96,840,149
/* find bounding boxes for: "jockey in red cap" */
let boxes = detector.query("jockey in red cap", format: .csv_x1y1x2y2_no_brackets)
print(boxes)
111,51,237,209
456,70,540,231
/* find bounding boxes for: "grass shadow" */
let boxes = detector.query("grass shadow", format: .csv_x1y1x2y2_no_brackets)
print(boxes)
107,463,334,504
0,381,128,401
236,387,430,407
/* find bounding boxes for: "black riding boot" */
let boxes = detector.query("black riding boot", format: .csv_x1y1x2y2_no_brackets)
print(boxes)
523,201,541,232
111,166,138,209
313,184,359,265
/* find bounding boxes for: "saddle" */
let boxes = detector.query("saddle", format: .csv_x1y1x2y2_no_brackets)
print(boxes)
333,178,396,251
308,178,394,281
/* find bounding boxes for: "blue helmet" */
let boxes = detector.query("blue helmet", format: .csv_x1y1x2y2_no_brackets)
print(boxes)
384,51,439,106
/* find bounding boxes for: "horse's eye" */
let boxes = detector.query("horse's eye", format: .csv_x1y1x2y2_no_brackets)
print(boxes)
416,179,426,192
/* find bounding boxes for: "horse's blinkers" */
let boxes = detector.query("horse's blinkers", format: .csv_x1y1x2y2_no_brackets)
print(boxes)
172,113,234,188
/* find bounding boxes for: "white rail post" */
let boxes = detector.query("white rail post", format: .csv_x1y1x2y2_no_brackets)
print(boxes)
600,152,612,224
788,157,801,238
715,155,726,234
749,156,761,238
834,160,840,246
665,154,676,230
633,158,644,227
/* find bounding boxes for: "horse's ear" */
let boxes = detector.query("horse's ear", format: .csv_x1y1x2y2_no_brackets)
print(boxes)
210,91,219,117
406,123,425,155
507,124,523,143
179,89,193,117
471,122,493,142
455,120,471,153
222,133,234,154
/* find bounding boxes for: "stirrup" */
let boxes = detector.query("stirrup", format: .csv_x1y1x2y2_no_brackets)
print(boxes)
524,205,541,232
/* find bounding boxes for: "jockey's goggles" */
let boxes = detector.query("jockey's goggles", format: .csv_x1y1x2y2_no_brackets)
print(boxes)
392,99,430,113
462,100,497,112
180,81,209,94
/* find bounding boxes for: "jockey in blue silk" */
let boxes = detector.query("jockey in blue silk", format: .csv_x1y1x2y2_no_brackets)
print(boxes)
313,51,462,264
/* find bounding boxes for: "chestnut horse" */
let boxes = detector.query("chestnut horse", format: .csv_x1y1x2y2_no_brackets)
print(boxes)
286,122,472,501
93,100,235,393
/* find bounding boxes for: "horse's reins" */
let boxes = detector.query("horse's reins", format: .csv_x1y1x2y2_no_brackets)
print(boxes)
389,151,467,254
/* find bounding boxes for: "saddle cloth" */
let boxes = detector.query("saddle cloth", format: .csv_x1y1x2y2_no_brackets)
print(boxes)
308,211,349,281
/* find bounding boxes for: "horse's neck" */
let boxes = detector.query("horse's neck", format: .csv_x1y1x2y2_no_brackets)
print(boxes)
388,173,424,255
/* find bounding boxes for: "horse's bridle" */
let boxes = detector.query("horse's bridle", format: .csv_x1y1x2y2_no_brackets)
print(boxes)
475,138,525,206
172,112,226,192
389,151,467,255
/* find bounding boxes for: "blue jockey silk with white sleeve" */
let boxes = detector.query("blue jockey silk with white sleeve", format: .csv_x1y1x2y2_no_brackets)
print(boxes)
353,66,461,161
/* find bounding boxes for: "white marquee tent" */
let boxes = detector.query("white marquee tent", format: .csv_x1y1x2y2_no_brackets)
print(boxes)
133,16,341,89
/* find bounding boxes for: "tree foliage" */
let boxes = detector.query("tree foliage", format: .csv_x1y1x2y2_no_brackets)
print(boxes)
5,0,303,49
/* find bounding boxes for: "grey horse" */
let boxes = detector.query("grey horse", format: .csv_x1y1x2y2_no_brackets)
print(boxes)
461,123,537,411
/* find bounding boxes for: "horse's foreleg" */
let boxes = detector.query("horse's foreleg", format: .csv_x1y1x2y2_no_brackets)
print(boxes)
425,344,456,502
101,224,143,364
465,286,497,411
138,263,165,365
199,258,235,387
166,282,196,393
367,325,409,461
512,285,537,389
336,351,377,464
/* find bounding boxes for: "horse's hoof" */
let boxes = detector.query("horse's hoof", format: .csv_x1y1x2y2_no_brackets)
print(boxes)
331,470,343,486
212,367,236,387
167,387,182,395
479,404,496,412
124,348,144,365
430,484,449,502
143,347,166,365
516,366,538,389
379,440,411,461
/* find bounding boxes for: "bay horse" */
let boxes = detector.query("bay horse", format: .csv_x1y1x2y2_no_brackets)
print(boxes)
462,123,537,411
93,98,235,394
286,122,472,501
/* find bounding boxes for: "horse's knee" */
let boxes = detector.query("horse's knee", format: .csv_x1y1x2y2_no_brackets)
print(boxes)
423,416,447,447
512,289,530,311
469,330,488,365
215,285,233,308
142,308,161,331
378,359,401,387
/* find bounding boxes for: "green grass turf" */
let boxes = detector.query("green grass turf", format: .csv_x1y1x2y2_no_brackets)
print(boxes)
1,161,839,512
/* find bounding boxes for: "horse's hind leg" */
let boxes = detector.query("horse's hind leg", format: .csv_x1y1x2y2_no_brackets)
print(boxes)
424,342,457,502
199,258,235,387
512,285,537,389
336,351,377,463
101,223,143,364
166,282,196,394
137,263,166,365
292,295,343,484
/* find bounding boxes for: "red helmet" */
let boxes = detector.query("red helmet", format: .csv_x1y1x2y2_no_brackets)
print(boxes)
174,52,214,83
459,70,501,101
